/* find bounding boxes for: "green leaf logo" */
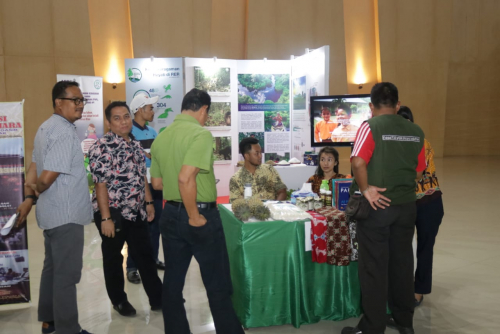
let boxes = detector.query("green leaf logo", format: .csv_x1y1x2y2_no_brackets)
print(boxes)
158,108,173,119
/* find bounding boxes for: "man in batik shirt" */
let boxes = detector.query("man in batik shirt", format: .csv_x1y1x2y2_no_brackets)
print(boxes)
88,101,162,317
229,137,287,202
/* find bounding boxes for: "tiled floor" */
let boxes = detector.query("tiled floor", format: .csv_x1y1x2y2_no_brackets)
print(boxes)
1,156,499,334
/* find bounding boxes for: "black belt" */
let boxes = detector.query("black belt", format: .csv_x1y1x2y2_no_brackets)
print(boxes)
167,201,217,209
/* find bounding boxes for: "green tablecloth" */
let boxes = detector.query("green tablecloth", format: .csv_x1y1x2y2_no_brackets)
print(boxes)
219,204,361,328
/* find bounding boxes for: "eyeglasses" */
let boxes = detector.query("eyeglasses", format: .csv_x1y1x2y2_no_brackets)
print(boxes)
59,97,88,106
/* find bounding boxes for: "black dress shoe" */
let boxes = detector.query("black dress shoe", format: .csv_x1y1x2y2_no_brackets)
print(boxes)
156,261,166,270
151,304,162,311
127,270,141,284
113,300,137,316
387,316,415,334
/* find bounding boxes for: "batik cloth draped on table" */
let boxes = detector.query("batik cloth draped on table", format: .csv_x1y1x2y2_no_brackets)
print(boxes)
314,207,358,266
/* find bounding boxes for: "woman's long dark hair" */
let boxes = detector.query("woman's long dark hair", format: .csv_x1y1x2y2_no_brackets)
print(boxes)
315,146,339,177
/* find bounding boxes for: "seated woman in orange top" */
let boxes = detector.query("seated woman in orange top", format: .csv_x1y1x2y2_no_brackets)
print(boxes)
306,147,347,195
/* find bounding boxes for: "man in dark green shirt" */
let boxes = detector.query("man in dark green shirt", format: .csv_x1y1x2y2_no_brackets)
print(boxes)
150,88,243,334
343,83,426,334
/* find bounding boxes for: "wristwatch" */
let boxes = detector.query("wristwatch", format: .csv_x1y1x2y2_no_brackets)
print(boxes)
146,201,154,205
25,195,37,204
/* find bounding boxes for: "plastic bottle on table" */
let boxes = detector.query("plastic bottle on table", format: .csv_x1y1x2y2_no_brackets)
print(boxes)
319,180,329,206
325,190,332,207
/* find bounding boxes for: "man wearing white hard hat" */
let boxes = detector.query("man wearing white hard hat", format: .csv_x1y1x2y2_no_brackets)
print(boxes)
126,93,165,285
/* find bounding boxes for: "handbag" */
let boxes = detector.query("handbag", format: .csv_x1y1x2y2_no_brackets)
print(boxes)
345,192,371,220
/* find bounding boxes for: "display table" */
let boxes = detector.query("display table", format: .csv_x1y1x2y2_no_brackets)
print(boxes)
219,204,361,329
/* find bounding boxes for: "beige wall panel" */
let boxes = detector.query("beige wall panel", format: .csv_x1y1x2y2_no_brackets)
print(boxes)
4,56,56,166
330,61,348,95
343,0,378,94
273,0,315,59
129,0,151,58
394,62,449,156
0,3,3,56
192,0,213,58
395,0,452,62
247,0,347,93
246,0,278,59
377,0,397,63
444,62,500,156
379,60,396,82
0,56,5,100
210,0,246,59
315,0,347,64
477,0,500,62
146,0,199,57
2,0,53,57
54,57,95,77
51,0,93,58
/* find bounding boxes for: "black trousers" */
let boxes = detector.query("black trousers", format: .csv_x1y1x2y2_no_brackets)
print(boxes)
160,202,243,334
95,212,162,307
356,202,416,334
415,195,444,294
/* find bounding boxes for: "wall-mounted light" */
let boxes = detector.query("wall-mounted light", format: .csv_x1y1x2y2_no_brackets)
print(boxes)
263,57,267,62
106,55,123,86
150,56,155,62
354,59,367,90
213,56,217,63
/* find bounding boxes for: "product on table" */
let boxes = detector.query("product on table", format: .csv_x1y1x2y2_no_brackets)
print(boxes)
254,205,271,221
325,191,332,207
232,198,251,221
314,196,323,210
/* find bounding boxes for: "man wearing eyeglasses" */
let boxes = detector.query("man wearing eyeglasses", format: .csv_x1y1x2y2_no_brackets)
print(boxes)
16,81,93,334
124,93,165,285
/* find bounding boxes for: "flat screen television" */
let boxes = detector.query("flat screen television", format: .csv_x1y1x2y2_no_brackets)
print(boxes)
310,94,372,147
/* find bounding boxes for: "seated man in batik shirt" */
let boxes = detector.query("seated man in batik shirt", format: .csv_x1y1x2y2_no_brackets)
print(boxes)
229,137,287,202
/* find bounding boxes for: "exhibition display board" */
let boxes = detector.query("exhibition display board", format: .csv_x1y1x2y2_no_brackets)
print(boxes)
184,58,238,197
125,58,184,134
0,101,31,305
291,46,330,158
126,49,329,196
219,204,361,328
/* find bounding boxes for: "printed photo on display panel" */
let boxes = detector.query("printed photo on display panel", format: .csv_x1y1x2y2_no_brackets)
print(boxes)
194,67,231,94
237,74,289,105
204,102,231,130
213,136,232,163
264,152,290,163
293,76,306,110
264,110,289,132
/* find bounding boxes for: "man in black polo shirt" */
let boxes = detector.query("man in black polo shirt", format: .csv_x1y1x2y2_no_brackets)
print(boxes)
342,83,426,334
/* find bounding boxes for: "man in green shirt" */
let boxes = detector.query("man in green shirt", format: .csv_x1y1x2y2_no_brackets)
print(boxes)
343,83,426,334
150,88,243,334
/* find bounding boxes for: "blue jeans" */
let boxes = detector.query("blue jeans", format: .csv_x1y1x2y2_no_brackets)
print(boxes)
127,184,163,271
160,202,243,334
